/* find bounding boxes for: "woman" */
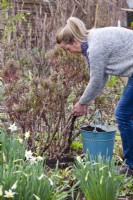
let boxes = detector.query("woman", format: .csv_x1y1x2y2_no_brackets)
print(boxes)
56,17,133,174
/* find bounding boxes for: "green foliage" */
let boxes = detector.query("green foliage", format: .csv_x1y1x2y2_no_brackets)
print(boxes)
107,76,118,87
119,177,133,196
1,0,8,10
71,141,82,150
74,156,125,200
0,1,132,198
0,132,73,200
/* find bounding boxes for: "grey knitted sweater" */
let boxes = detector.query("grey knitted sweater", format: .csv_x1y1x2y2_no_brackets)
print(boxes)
79,27,133,105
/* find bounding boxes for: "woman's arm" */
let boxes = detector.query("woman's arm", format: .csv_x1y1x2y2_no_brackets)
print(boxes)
79,36,109,105
79,73,109,105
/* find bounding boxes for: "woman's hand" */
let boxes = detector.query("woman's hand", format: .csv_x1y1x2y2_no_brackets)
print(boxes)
71,102,87,116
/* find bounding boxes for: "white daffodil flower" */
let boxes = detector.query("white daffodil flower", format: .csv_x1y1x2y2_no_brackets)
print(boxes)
37,156,43,161
24,131,30,139
25,150,33,160
76,156,82,163
18,138,23,144
4,189,16,198
0,185,3,196
8,123,17,132
30,156,37,165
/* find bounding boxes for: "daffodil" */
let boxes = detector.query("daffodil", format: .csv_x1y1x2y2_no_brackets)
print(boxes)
24,131,30,139
8,123,17,132
25,150,33,160
30,156,37,165
4,189,15,198
17,137,23,144
37,156,43,161
76,156,82,163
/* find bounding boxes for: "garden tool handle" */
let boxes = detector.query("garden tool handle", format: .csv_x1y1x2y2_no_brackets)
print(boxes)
67,114,76,124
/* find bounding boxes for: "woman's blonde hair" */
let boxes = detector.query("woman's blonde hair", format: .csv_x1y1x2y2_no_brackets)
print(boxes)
56,17,89,44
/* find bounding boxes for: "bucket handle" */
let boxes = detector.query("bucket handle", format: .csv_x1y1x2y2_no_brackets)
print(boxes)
93,109,104,133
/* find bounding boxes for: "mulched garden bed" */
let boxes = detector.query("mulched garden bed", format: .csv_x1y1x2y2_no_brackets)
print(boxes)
118,196,133,200
46,156,75,169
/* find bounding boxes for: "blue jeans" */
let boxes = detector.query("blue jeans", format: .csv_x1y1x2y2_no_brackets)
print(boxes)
114,74,133,169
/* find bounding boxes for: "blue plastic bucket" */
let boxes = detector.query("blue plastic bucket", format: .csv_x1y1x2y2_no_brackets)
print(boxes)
80,124,117,161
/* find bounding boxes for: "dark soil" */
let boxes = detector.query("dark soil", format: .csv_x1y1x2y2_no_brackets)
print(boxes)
46,156,75,169
81,125,106,132
118,195,133,200
66,193,133,200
